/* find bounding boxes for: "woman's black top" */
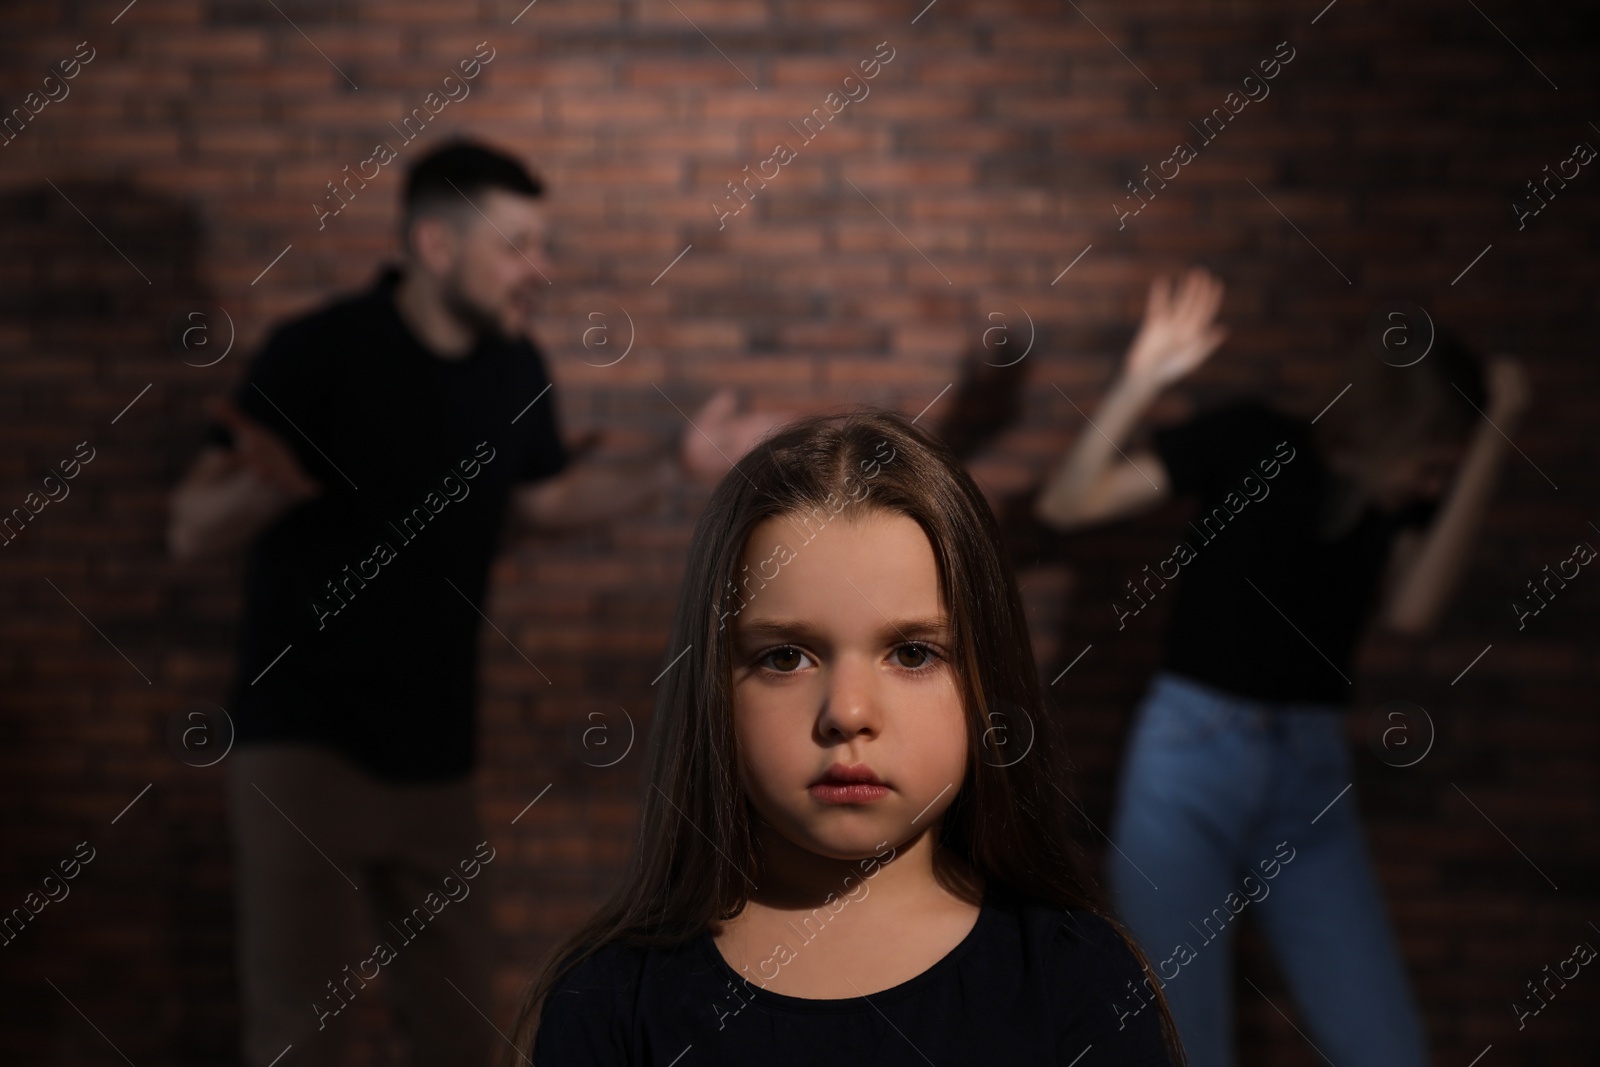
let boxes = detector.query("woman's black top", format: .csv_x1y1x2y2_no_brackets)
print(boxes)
1147,397,1439,705
532,879,1175,1065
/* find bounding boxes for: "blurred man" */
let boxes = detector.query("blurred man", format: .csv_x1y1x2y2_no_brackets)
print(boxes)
168,139,783,1067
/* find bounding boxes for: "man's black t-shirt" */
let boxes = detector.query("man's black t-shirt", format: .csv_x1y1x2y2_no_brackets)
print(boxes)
532,879,1175,1066
1146,398,1437,706
204,265,568,782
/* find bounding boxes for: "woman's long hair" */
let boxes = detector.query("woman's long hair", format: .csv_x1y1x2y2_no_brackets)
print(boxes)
503,408,1186,1065
1311,325,1488,499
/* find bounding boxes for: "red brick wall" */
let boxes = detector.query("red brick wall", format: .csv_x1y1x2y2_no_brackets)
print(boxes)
2,1,1596,1063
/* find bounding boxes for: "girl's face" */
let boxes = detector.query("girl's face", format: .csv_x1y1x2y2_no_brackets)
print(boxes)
729,508,970,864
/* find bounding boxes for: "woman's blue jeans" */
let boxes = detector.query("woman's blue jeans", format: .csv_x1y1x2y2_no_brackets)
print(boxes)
1108,670,1428,1067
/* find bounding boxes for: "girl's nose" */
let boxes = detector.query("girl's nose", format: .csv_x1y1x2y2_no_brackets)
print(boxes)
819,658,882,737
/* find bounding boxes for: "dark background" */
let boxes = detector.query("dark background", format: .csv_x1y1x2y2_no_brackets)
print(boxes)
1,1,1596,1063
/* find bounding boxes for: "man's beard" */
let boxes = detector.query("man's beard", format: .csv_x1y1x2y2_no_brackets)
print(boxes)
440,274,512,346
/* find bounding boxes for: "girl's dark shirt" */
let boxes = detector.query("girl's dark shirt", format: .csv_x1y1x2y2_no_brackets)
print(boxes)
1148,397,1439,706
532,880,1175,1066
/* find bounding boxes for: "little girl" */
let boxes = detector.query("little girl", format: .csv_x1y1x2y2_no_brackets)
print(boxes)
508,410,1184,1066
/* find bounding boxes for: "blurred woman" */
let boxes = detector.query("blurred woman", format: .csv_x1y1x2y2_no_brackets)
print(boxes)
1034,267,1530,1067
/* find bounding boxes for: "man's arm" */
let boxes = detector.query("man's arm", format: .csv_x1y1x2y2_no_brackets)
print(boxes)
1379,359,1531,635
509,453,678,536
167,446,305,561
509,388,793,537
166,396,325,563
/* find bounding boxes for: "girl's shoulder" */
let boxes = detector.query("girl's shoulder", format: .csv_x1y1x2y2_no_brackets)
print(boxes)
993,885,1149,986
1000,888,1172,1062
532,936,671,1061
548,936,652,992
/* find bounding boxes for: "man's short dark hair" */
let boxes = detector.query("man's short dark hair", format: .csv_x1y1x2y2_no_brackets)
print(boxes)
401,140,544,249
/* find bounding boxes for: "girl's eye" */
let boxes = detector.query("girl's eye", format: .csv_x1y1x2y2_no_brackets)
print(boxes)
753,643,944,675
757,646,814,673
892,642,941,671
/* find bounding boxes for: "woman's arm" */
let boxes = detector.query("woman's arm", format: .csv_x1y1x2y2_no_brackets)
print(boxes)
1034,377,1170,530
1035,267,1229,531
1381,358,1532,635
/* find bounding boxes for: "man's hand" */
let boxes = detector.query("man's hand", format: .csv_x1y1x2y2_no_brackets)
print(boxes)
202,395,324,501
168,399,324,562
512,396,791,537
1121,266,1229,390
677,389,791,483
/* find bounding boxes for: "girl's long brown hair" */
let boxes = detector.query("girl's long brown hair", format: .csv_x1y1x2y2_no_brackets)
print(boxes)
503,408,1186,1065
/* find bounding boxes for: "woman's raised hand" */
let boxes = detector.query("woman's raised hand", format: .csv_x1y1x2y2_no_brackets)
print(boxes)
1485,356,1532,425
1121,266,1229,389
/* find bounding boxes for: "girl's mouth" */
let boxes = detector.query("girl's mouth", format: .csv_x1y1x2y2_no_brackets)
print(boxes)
808,782,890,804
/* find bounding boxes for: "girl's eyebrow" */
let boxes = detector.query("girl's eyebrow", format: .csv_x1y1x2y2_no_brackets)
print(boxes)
735,616,952,645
